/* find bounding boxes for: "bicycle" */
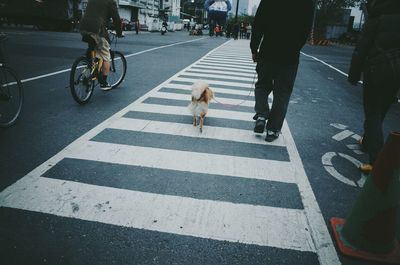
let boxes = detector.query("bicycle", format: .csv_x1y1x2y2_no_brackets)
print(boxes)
0,33,23,128
69,31,127,104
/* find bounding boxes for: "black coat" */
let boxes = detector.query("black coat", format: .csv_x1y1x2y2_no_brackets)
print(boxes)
80,0,122,40
348,13,400,84
250,0,314,65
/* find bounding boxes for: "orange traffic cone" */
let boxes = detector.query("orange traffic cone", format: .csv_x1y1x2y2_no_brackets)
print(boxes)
330,131,400,264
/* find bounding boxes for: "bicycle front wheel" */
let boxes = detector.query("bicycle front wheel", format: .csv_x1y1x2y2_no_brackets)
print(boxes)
0,65,23,128
70,56,94,104
108,51,127,89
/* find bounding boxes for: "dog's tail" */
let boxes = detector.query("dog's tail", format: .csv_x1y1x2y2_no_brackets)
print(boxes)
207,87,214,100
191,80,209,100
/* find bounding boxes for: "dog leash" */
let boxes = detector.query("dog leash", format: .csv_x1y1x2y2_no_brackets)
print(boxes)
212,70,257,108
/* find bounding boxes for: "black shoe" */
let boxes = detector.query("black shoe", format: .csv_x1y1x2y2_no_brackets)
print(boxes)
253,113,268,121
254,117,266,133
100,82,112,91
265,130,279,142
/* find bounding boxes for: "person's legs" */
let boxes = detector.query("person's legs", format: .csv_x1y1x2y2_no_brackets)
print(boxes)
254,62,274,118
254,62,273,133
94,36,112,90
362,69,398,165
265,63,298,136
362,74,382,165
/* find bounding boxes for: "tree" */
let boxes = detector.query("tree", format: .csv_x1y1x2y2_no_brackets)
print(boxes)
227,14,254,25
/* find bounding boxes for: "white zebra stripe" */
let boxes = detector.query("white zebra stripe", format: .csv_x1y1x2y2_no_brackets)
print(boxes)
0,176,314,252
151,91,254,107
162,83,254,96
108,117,285,147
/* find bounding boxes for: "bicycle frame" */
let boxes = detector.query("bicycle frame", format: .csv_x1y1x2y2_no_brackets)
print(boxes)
70,30,126,104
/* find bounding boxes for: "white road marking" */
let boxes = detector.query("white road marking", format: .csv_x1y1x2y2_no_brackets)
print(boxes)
206,56,252,62
204,56,253,63
201,58,255,67
18,37,208,84
352,134,362,141
330,123,348,130
346,144,364,155
129,103,253,120
190,64,256,73
109,117,285,147
195,62,256,70
185,68,255,78
179,72,255,82
332,129,354,141
209,54,252,60
0,39,341,264
63,141,296,184
301,51,363,84
173,77,253,89
0,176,314,252
163,83,254,96
322,152,365,188
284,128,341,265
151,91,254,107
123,37,208,59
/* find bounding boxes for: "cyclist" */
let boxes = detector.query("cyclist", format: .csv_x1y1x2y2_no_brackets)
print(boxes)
79,0,123,90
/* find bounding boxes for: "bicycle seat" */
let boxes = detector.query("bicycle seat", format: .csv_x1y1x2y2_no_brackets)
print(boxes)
82,34,96,50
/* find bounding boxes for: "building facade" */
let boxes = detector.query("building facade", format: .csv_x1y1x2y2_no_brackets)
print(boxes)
118,0,181,30
80,0,181,31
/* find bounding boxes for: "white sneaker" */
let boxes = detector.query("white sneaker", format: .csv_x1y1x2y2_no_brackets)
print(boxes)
100,82,112,91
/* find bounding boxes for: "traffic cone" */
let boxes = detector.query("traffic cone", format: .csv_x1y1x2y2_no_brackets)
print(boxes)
330,131,400,264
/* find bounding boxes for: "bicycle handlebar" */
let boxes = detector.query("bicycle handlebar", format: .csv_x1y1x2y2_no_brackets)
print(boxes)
108,30,124,38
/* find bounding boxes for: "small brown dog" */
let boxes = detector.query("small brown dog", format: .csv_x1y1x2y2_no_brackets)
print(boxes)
188,81,214,133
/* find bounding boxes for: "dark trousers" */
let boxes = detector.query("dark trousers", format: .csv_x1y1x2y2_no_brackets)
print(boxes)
362,63,398,164
254,61,298,132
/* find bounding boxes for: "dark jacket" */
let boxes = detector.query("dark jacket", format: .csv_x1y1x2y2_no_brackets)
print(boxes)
250,0,314,65
348,1,400,84
80,0,122,40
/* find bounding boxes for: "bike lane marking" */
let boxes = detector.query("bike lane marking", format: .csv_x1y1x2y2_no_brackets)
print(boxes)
322,152,366,187
300,51,363,85
1,40,340,265
322,124,367,188
17,37,208,84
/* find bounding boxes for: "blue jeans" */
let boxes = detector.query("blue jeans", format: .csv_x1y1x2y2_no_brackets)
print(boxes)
254,61,299,132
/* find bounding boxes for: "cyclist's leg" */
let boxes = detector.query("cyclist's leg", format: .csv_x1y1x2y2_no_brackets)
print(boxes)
82,34,96,61
92,35,111,88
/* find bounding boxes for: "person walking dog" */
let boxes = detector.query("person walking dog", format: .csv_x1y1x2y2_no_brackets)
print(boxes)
251,0,314,142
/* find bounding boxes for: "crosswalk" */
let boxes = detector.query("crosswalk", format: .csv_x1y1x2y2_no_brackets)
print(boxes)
0,40,340,264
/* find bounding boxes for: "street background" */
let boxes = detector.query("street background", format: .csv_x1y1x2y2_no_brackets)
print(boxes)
0,28,399,265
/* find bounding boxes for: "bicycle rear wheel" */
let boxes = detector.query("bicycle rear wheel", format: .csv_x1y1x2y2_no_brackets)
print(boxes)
108,51,127,89
70,56,94,104
0,65,23,127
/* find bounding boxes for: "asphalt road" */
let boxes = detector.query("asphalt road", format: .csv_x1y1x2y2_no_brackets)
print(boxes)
0,27,399,265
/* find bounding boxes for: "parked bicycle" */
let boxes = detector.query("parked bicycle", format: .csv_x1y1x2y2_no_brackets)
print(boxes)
0,33,23,128
69,31,127,104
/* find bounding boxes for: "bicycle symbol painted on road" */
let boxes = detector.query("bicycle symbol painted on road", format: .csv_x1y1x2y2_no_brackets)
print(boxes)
321,123,368,188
